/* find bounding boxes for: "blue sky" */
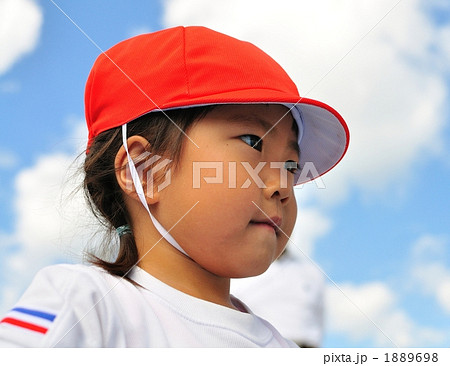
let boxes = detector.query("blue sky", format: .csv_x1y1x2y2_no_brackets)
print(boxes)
1,0,449,348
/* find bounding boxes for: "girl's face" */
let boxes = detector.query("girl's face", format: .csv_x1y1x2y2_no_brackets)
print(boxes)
154,104,298,278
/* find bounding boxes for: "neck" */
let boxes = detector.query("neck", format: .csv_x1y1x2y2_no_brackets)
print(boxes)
136,236,236,310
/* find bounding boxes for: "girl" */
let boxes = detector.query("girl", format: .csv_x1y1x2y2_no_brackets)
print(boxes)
0,26,348,347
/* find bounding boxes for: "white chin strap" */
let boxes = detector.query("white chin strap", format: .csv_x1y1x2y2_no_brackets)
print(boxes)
121,124,189,257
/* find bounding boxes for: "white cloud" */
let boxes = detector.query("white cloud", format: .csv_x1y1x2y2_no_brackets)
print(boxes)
326,282,446,346
14,153,89,257
0,0,43,75
287,204,332,257
410,235,450,314
436,281,450,313
0,122,102,314
411,234,446,260
324,234,450,347
12,119,90,258
163,0,450,205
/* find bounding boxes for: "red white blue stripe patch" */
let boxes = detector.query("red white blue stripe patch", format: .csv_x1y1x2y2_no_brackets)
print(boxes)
0,307,56,334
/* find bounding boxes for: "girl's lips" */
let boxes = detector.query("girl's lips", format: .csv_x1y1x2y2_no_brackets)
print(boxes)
250,217,282,234
251,222,276,234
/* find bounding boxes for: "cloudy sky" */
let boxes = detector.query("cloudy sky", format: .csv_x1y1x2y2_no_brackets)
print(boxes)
0,0,449,347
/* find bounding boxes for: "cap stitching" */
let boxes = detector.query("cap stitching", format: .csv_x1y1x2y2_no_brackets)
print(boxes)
182,27,191,97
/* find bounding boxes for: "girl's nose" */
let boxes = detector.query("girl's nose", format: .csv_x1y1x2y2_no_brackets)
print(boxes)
263,174,292,205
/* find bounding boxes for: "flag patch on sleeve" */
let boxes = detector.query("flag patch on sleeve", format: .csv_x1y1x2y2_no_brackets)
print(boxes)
0,307,56,334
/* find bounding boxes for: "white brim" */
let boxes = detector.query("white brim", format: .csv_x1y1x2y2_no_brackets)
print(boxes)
287,98,349,185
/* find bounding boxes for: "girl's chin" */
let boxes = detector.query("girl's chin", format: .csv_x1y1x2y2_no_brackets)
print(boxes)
216,260,274,279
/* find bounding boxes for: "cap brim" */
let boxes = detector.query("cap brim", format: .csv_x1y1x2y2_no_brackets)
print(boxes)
289,98,349,185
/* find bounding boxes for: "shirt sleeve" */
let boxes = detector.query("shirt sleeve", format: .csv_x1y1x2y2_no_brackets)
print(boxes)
0,264,112,347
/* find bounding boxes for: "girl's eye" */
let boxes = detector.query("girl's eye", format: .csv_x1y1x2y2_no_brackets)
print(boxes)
285,160,300,175
240,134,263,152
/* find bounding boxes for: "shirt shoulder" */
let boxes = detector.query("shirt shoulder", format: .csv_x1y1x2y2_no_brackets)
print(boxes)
0,264,127,347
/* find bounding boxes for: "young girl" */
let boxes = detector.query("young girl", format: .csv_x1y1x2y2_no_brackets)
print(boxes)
0,26,349,347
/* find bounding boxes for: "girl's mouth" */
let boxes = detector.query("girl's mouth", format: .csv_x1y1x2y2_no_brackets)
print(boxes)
249,217,282,234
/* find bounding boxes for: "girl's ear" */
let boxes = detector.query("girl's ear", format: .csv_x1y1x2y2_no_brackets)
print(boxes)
115,135,161,205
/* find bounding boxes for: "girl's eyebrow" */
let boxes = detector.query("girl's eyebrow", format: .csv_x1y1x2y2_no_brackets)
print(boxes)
229,113,273,131
229,113,300,156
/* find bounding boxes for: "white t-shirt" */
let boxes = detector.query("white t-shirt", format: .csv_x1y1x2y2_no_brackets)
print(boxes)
0,264,297,348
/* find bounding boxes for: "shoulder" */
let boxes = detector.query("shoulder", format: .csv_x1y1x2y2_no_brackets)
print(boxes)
31,263,118,291
0,263,135,347
19,264,120,306
30,263,105,285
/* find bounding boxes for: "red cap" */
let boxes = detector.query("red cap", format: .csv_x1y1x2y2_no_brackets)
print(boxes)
85,26,349,184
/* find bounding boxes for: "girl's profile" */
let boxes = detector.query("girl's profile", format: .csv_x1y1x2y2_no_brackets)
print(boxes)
0,26,348,347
